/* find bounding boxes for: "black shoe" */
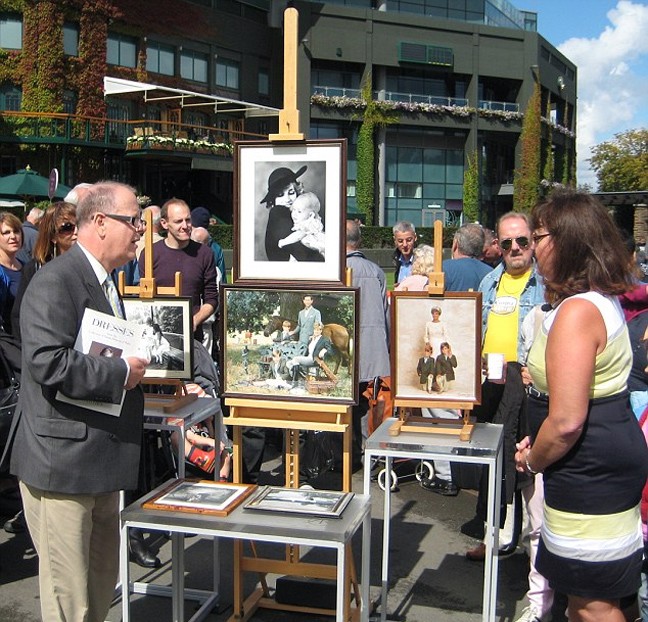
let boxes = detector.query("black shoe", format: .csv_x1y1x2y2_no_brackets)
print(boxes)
129,533,161,568
420,477,458,496
498,542,518,556
4,509,26,534
460,515,486,540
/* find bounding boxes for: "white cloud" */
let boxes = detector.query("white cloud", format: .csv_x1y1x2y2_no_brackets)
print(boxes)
558,1,648,188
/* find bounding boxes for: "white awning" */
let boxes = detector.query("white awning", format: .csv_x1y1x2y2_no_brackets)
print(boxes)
103,77,280,119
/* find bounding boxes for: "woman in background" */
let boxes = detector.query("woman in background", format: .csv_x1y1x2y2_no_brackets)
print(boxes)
516,190,648,622
11,202,77,340
0,212,24,334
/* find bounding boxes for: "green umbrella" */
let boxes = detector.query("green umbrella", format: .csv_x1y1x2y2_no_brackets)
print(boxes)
0,166,71,200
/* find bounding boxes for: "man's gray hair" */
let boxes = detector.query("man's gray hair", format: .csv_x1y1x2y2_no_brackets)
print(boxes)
392,221,416,236
63,183,93,206
346,219,362,249
143,204,161,226
497,211,531,237
454,223,485,258
76,181,136,227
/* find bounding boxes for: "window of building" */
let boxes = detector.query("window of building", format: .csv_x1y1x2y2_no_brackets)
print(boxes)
146,42,175,76
62,90,76,114
258,68,269,96
0,15,22,49
216,58,240,90
107,33,137,68
106,102,131,140
181,49,208,83
63,22,78,56
386,143,464,226
0,86,21,111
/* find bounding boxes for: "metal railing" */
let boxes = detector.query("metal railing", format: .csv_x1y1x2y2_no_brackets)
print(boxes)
0,111,264,150
478,100,519,112
312,86,469,107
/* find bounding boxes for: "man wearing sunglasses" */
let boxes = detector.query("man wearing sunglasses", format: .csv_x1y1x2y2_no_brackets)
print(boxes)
463,212,545,564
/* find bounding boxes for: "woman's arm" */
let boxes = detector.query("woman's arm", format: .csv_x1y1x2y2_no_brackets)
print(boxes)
520,298,606,473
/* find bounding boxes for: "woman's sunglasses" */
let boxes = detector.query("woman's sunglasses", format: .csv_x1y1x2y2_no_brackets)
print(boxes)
499,236,530,251
58,222,76,234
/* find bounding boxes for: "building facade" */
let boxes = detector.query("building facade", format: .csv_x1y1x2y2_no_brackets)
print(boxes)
0,0,576,227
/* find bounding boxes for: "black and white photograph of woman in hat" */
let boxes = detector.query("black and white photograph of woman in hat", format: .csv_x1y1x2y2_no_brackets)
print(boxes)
234,139,347,284
260,163,325,262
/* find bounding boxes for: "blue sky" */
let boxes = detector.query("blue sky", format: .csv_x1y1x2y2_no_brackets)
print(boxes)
517,0,648,189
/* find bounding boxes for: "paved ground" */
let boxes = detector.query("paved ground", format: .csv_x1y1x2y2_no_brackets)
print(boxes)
0,454,534,622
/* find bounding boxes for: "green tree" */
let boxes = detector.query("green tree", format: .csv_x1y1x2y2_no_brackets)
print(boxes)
462,150,479,222
589,128,648,191
514,80,541,212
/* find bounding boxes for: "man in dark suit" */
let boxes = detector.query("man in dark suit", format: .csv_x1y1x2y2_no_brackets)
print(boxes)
9,181,149,622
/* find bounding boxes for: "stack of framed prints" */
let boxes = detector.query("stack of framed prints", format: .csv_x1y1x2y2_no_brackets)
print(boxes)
244,486,354,519
224,138,359,406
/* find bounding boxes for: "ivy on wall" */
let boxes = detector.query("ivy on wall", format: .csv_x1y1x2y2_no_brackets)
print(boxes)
462,149,479,223
513,80,541,213
541,96,554,188
354,74,396,226
20,1,64,113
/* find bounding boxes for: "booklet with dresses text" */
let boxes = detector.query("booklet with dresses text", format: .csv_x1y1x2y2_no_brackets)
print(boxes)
56,308,146,416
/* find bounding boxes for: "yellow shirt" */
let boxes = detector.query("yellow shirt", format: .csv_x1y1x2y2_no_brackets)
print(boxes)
482,269,531,362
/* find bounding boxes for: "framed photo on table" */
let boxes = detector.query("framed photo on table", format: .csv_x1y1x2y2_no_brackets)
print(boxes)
220,285,359,404
233,139,347,285
244,486,354,518
143,479,257,516
122,297,193,379
391,291,482,407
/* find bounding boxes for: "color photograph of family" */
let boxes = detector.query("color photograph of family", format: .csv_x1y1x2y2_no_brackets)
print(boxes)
221,287,357,404
392,293,481,404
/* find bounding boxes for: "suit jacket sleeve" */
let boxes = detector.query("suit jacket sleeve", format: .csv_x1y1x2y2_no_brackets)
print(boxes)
20,251,128,404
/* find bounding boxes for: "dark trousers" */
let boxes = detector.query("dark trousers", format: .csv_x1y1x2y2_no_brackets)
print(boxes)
473,363,529,526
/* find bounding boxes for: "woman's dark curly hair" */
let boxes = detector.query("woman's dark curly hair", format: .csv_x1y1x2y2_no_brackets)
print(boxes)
531,189,634,304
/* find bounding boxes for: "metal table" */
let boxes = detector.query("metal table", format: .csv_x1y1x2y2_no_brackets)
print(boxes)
118,397,223,616
121,482,372,622
363,418,503,622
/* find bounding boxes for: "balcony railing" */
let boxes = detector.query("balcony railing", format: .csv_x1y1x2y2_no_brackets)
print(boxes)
377,90,468,107
478,100,519,112
0,111,263,153
311,86,469,107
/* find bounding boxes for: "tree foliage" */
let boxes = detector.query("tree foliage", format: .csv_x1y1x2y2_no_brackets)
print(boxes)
514,80,541,212
462,150,479,223
589,128,648,192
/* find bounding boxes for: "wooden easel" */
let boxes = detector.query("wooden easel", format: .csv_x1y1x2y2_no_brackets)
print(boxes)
225,9,361,620
389,220,475,441
117,208,197,412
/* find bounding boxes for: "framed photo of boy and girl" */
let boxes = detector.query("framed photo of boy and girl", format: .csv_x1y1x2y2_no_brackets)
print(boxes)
390,291,483,407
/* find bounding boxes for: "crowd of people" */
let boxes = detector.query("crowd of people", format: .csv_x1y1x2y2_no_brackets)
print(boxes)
0,184,647,622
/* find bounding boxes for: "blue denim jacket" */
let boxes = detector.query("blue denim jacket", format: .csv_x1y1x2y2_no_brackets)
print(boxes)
478,262,546,363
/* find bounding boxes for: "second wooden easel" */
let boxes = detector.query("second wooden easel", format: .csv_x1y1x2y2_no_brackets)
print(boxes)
389,220,475,441
117,208,197,413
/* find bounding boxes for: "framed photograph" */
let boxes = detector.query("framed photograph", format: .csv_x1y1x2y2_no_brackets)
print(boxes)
122,297,193,380
391,292,482,406
244,486,354,519
233,139,347,285
143,479,257,517
221,285,359,404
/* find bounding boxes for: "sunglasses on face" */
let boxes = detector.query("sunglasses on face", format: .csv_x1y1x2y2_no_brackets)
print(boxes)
499,236,530,251
58,222,76,234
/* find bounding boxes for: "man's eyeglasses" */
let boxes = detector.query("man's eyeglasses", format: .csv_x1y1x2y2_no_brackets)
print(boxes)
499,236,530,251
57,222,76,234
103,213,143,228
